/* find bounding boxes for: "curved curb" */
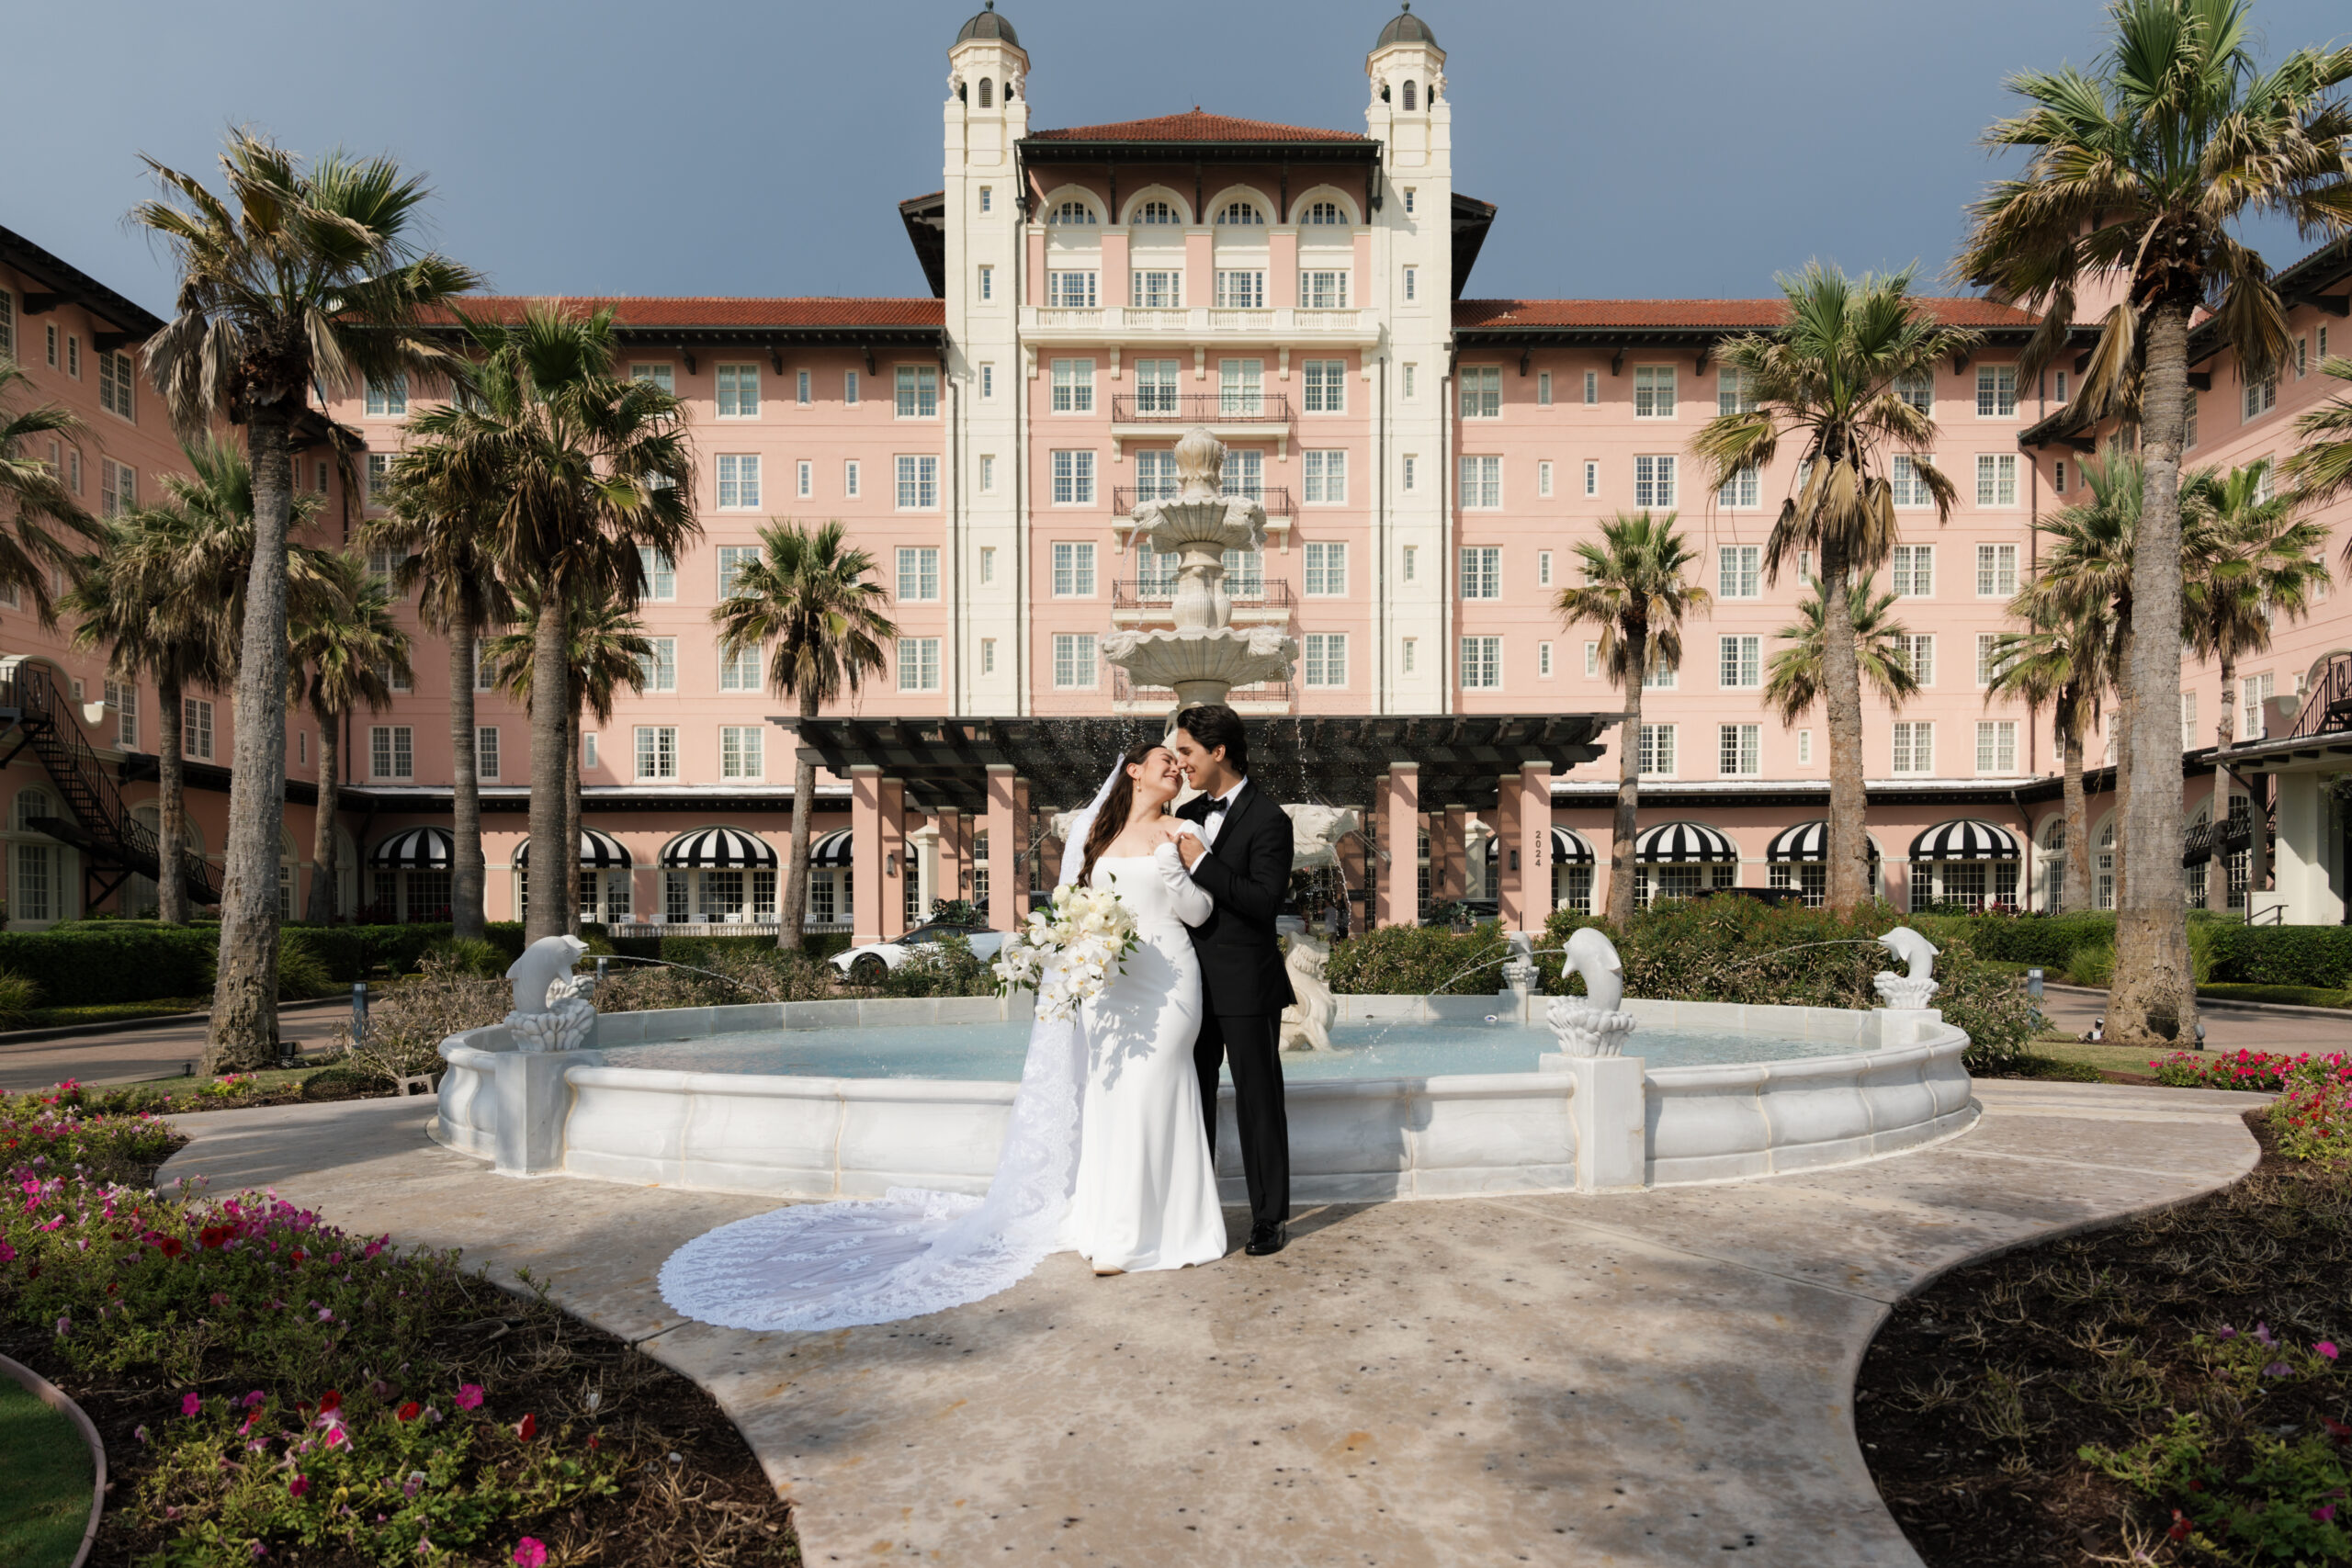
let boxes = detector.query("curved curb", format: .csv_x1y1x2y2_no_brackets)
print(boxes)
0,1350,106,1568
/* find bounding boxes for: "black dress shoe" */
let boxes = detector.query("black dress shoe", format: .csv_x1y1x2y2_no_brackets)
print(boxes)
1245,1222,1288,1257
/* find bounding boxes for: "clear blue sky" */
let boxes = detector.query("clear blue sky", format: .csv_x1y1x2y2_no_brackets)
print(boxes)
8,0,2345,314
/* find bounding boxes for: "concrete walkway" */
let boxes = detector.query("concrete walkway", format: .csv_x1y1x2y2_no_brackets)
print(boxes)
154,1082,2263,1567
0,998,350,1093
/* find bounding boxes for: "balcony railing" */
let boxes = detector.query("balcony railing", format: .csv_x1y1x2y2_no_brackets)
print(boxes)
1112,579,1294,610
2285,652,2352,739
1109,393,1292,424
1112,667,1293,707
1023,306,1365,336
1114,485,1293,517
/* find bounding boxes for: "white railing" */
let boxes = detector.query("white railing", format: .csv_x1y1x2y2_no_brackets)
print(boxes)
1123,308,1189,331
1034,309,1102,329
1208,310,1274,332
1293,310,1362,331
1022,307,1373,337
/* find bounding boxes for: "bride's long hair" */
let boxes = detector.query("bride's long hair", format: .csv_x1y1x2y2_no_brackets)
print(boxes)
1078,739,1171,889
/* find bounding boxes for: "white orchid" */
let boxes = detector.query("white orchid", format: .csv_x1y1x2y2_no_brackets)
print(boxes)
992,884,1141,1021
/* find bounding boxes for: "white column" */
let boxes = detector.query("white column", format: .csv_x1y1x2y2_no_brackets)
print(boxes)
2273,772,2345,925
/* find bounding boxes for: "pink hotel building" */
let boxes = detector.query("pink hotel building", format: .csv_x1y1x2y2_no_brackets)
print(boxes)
2,4,2349,941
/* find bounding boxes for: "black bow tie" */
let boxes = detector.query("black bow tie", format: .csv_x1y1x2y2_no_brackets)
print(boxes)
1204,798,1230,817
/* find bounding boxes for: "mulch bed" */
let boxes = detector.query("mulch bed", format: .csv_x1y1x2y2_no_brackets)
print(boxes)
1856,1110,2352,1566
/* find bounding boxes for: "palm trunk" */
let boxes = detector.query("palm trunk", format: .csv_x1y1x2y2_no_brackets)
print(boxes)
2061,712,2092,912
2108,299,2198,1045
156,673,187,924
204,409,293,1073
304,691,340,924
564,703,582,937
449,614,485,941
524,578,570,944
1819,551,1871,911
780,689,817,951
1605,622,1645,925
2112,666,2133,910
2206,648,2237,911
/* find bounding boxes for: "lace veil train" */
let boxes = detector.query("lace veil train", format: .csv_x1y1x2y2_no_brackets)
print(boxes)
655,759,1127,1332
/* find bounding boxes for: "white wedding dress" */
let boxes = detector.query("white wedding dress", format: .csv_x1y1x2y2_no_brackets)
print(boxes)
658,814,1224,1331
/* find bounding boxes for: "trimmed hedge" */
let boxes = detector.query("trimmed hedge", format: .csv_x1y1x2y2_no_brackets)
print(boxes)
0,923,218,1006
2201,924,2352,988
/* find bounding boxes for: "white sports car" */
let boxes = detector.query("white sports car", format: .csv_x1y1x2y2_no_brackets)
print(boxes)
831,921,1007,986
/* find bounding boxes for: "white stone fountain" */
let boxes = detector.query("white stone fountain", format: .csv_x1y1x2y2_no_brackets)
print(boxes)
1102,427,1296,706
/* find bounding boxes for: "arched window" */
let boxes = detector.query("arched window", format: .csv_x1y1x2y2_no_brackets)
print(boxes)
1304,200,1344,226
978,77,993,107
11,788,63,925
1402,80,1417,110
1216,201,1264,226
2037,815,2068,910
1132,199,1177,226
1047,200,1098,226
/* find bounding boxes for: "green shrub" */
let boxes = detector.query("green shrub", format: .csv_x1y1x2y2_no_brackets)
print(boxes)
2203,923,2352,987
421,936,507,978
271,942,337,1001
0,923,218,1005
281,924,450,983
874,932,995,998
1915,910,2117,972
2066,940,2116,987
1325,922,1516,997
0,968,40,1030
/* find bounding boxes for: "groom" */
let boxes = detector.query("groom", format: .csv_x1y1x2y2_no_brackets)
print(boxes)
1170,704,1295,1257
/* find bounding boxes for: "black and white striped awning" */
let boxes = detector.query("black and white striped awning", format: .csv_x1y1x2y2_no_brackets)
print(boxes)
368,826,454,871
1765,820,1882,863
1634,821,1739,863
1484,827,1595,865
808,829,854,868
515,828,632,870
1909,819,2021,863
660,826,778,870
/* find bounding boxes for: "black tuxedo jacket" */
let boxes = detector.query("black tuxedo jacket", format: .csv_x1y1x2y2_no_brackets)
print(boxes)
1176,781,1297,1017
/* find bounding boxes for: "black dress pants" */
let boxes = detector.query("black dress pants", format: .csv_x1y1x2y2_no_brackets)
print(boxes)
1193,1010,1291,1232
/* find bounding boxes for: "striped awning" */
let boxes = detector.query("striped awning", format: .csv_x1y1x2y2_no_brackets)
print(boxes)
1909,819,2021,863
661,826,778,870
368,826,454,871
808,829,854,868
1766,820,1882,863
1484,827,1595,865
1634,821,1739,863
515,828,632,870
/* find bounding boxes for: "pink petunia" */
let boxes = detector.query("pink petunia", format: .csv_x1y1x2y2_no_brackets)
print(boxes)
2316,1505,2337,1523
288,1474,309,1499
512,1539,548,1568
2321,1342,2340,1361
182,1392,202,1418
244,1390,267,1408
456,1383,483,1410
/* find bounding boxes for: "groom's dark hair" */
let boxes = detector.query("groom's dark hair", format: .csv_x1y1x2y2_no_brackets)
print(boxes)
1174,704,1250,776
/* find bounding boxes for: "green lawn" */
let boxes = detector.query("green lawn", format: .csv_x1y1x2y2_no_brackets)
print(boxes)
2198,982,2352,1010
13,997,211,1031
0,1376,91,1568
2027,1037,2187,1077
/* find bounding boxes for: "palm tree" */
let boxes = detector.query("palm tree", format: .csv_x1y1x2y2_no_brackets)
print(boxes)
712,521,898,950
1985,611,2112,912
1956,0,2352,1044
2286,356,2352,504
401,301,694,942
487,585,650,933
1692,264,1978,911
0,356,103,619
289,552,410,925
133,131,480,1066
1551,512,1710,924
1761,579,1922,722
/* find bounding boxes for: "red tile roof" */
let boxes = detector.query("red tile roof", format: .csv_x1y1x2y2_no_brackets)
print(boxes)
424,297,944,329
1454,298,2043,330
1028,109,1372,145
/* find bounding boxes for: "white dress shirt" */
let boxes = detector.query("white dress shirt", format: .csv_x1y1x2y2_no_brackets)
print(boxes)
1182,777,1249,876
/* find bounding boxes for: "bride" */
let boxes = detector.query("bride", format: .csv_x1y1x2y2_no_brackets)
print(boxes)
657,739,1225,1331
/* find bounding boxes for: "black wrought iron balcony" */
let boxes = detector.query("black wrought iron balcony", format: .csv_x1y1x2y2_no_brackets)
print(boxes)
1108,393,1292,424
2181,814,2256,869
2285,651,2352,739
1114,485,1294,517
1111,580,1295,610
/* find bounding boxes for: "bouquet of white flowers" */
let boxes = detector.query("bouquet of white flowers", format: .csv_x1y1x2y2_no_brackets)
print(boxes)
991,883,1141,1022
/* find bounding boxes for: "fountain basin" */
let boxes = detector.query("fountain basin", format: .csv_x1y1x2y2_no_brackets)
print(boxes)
433,994,1976,1200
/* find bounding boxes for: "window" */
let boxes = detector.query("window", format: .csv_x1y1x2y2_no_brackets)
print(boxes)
365,376,408,417
1216,201,1263,225
45,323,57,367
1976,633,2004,686
844,460,860,498
1895,370,1934,414
1445,454,1496,508
895,455,939,509
1634,454,1676,508
98,351,136,420
716,454,761,509
719,641,763,692
370,724,414,780
979,546,997,585
1891,454,1937,508
1975,453,2018,507
1460,637,1503,689
1403,266,1418,302
1135,448,1179,502
104,679,137,749
1459,367,1501,418
1402,546,1419,581
1303,449,1347,504
1402,638,1419,675
1718,546,1760,599
1976,721,2018,773
476,726,501,780
1051,449,1095,505
1634,366,1676,418
2053,458,2068,493
1717,462,1759,507
716,364,760,417
184,698,213,761
1130,270,1182,309
1719,635,1761,689
2245,373,2278,420
2295,336,2310,378
1720,724,1761,776
1302,360,1347,413
1715,367,1758,415
1048,199,1098,225
978,185,992,214
897,637,941,693
895,365,940,417
1401,455,1418,492
1304,541,1347,597
2243,671,2275,739
1976,365,2017,417
2185,394,2199,449
1889,543,1934,597
1304,633,1348,688
897,546,940,601
1303,200,1345,226
980,637,996,674
979,363,995,401
0,291,9,356
1797,729,1813,765
582,732,598,771
1638,724,1676,776
1047,271,1099,309
635,726,677,781
845,370,862,407
1539,461,1555,498
1537,370,1554,406
1215,270,1265,308
1052,633,1097,689
1051,358,1095,412
1226,449,1263,499
1539,641,1555,676
1892,721,1933,774
384,660,413,694
1053,541,1096,597
630,363,675,393
978,453,996,492
1583,460,1599,497
100,459,137,518
1538,550,1554,587
1975,543,2018,597
1461,547,1501,600
714,545,758,599
626,546,673,602
1218,358,1264,415
1895,633,1935,685
1576,370,1595,406
796,369,811,405
720,726,764,779
1402,364,1417,400
1130,198,1178,226
2181,691,2199,750
66,335,78,378
639,637,677,693
1134,359,1180,414
978,265,993,301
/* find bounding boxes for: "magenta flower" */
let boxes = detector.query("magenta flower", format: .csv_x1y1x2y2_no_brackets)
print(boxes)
2316,1505,2338,1523
456,1383,483,1410
402,1472,425,1498
2321,1342,2340,1361
53,1316,69,1337
512,1538,548,1568
0,1240,15,1263
2256,1322,2276,1347
2265,1361,2294,1378
288,1474,309,1499
243,1390,267,1408
182,1392,202,1418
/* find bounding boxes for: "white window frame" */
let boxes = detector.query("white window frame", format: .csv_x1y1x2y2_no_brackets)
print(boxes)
1458,367,1501,419
895,454,940,510
370,724,414,781
1460,547,1502,601
1975,543,2018,598
1051,358,1096,413
897,546,941,602
1892,721,1934,775
1459,636,1503,690
716,364,761,419
1303,632,1348,689
475,726,501,781
1052,541,1097,598
1975,453,2018,508
1633,454,1676,509
635,726,678,782
1302,360,1347,414
1303,540,1348,597
894,364,940,419
1975,720,2018,775
1892,543,1935,597
718,640,764,693
1719,723,1761,776
1303,449,1347,505
1634,366,1677,419
640,637,677,693
896,637,942,694
1052,633,1098,690
1975,365,2018,418
1050,449,1095,507
1718,545,1761,599
720,725,765,781
1719,635,1761,690
716,454,762,510
1637,723,1677,777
